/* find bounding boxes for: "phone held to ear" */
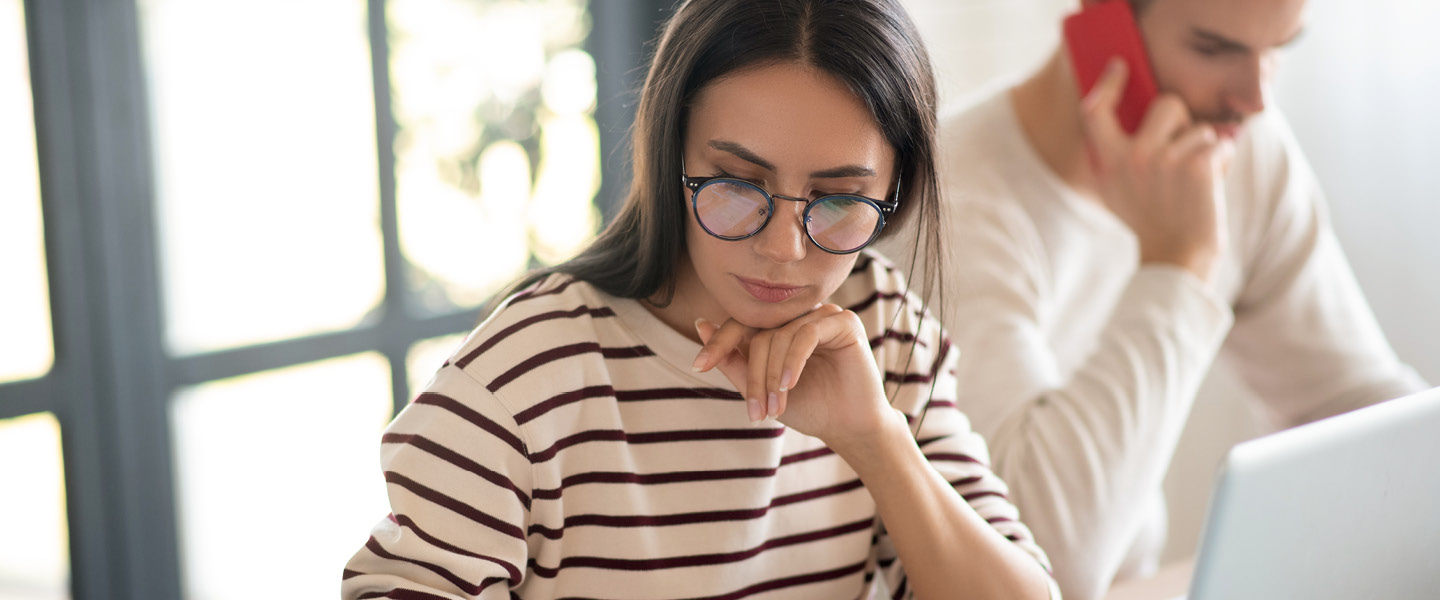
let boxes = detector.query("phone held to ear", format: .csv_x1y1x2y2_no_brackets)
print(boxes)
1062,0,1158,134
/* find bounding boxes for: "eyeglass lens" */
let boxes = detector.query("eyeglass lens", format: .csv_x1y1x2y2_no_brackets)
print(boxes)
693,180,881,252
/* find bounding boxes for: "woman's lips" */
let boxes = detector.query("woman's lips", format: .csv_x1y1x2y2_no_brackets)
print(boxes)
736,276,804,303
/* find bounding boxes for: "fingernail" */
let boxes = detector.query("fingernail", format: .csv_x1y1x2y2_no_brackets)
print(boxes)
779,370,793,392
748,398,763,423
767,392,778,417
691,350,709,372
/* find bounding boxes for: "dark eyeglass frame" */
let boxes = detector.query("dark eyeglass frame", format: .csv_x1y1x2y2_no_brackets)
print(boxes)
680,164,900,255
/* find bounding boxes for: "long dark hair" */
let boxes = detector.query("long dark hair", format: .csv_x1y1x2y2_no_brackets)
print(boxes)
492,0,943,313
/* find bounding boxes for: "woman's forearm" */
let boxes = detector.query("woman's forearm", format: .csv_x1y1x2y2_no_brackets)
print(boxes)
833,410,1053,600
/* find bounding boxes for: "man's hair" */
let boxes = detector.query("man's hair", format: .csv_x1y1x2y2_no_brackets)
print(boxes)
489,0,945,314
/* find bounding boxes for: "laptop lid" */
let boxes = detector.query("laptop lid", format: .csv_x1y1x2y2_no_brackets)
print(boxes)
1187,386,1440,600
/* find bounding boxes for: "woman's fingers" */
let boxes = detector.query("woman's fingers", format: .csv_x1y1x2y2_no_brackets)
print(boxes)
694,319,758,420
697,305,866,424
692,318,749,373
746,330,772,422
759,304,846,418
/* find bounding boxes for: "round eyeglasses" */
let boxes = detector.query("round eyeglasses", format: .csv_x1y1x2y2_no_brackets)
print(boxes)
682,170,898,255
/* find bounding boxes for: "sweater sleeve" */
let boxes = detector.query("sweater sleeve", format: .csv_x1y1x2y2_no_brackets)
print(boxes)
1224,113,1427,427
866,282,1059,599
933,198,1234,600
342,366,532,600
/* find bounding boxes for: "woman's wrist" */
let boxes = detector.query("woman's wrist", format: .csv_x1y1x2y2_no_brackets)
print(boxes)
827,406,916,477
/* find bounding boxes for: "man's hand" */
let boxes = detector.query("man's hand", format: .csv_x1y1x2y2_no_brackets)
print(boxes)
1082,58,1235,282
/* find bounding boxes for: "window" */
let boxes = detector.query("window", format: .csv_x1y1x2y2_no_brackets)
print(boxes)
0,0,52,385
0,413,68,600
2,1,665,597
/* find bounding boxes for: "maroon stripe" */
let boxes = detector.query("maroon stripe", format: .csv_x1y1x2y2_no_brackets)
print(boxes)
508,277,578,305
529,427,786,464
846,291,905,314
366,587,493,600
389,513,523,583
488,342,601,392
889,572,909,600
487,343,656,393
342,569,362,580
514,385,614,425
884,372,932,385
949,475,984,487
925,452,985,466
600,345,655,359
779,446,835,465
384,471,525,540
527,517,874,577
412,393,528,458
962,490,1009,502
868,329,925,349
527,479,865,539
986,516,1016,525
363,536,504,596
456,305,615,368
914,434,947,447
929,336,953,379
700,560,869,600
532,467,778,501
614,387,743,402
382,432,530,509
550,561,869,600
518,385,744,426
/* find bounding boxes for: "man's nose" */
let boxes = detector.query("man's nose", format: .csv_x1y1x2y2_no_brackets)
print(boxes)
1229,53,1272,116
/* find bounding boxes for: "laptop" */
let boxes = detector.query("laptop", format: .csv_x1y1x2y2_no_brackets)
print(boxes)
1184,385,1440,600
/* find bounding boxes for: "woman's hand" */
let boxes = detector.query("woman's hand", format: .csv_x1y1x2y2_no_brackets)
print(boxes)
692,304,894,447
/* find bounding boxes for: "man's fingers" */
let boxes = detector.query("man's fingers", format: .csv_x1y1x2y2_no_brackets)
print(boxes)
1080,58,1131,158
1133,96,1192,156
1165,123,1219,169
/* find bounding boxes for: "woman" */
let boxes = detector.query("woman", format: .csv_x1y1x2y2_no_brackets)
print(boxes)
343,0,1057,598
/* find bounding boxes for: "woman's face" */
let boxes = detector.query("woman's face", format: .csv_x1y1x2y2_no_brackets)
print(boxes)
673,61,897,331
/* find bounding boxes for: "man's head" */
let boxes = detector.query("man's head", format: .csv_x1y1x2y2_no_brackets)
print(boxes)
1129,0,1306,138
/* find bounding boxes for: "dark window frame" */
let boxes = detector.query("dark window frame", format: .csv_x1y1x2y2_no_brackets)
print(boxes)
0,1,672,598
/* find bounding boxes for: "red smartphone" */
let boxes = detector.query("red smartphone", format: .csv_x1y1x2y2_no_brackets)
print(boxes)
1062,0,1159,134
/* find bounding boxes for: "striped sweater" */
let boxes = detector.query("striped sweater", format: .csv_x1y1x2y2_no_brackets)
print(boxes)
342,252,1052,599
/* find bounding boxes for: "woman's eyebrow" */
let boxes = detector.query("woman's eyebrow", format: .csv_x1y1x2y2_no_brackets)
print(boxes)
707,139,877,179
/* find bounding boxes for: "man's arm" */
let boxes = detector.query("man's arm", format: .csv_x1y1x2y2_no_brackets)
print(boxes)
1222,112,1426,426
933,197,1233,600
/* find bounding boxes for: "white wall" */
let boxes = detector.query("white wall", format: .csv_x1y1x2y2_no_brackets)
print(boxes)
902,0,1440,565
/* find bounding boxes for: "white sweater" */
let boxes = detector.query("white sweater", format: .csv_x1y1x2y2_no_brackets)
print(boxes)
342,252,1056,599
878,89,1426,600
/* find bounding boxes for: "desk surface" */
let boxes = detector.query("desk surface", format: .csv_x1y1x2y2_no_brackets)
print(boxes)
1100,559,1193,600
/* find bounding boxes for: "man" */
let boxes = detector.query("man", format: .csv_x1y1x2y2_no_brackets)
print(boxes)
880,1,1428,599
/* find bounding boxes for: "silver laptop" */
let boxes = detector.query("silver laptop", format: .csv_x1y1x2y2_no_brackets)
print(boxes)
1186,386,1440,600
